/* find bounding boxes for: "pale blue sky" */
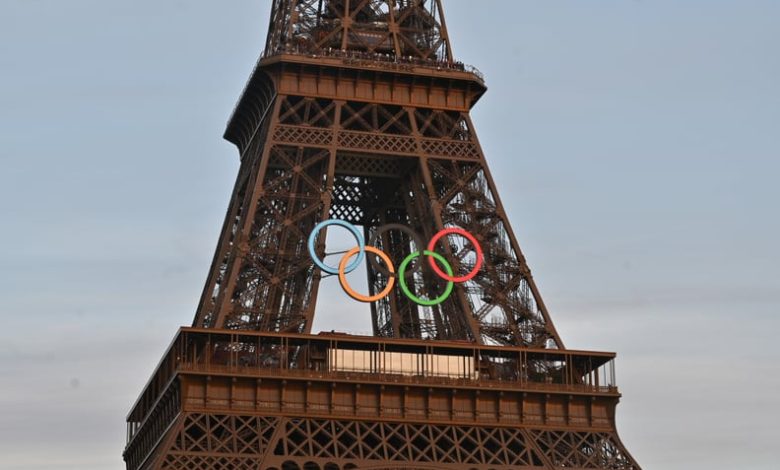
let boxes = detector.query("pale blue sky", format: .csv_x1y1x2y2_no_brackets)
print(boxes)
1,1,778,469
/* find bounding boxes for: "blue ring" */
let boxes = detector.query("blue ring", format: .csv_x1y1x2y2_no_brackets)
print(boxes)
308,219,365,275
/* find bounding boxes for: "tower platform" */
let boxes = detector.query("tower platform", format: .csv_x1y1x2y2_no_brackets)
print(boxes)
124,329,636,469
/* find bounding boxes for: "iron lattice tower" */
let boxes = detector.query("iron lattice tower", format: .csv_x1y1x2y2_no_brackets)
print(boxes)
124,2,640,469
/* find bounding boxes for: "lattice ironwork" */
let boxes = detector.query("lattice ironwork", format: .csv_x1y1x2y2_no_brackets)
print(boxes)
278,96,337,128
169,414,280,456
530,430,638,469
334,154,403,178
134,410,639,469
276,418,547,466
274,124,481,160
264,0,452,63
426,159,561,348
341,102,413,135
161,455,260,470
274,125,334,147
415,108,473,141
195,87,565,346
338,130,418,154
197,141,333,332
422,138,481,160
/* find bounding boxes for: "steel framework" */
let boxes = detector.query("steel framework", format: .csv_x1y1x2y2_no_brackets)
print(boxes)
125,1,640,469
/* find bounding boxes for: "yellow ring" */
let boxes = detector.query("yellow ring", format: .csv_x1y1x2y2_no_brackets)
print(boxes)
338,246,396,303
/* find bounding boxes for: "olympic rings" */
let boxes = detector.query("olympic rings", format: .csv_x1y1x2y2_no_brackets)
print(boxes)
308,219,365,275
307,219,482,306
427,228,484,283
339,247,396,303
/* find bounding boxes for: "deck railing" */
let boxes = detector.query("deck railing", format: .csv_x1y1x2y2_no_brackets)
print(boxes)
264,45,485,81
126,328,617,445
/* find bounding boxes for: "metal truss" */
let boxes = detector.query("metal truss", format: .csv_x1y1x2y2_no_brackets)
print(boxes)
264,0,452,62
193,91,564,348
148,412,637,470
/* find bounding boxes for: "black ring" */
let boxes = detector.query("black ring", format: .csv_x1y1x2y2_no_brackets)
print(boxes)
368,224,426,278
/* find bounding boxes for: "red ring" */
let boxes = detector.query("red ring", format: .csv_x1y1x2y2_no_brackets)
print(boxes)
426,228,484,283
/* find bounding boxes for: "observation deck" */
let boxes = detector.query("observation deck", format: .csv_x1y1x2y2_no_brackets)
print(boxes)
124,328,621,470
223,46,488,154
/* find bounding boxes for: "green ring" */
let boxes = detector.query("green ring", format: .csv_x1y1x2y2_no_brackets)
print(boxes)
398,251,455,306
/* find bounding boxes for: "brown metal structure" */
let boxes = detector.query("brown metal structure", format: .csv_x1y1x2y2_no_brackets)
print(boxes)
124,1,640,469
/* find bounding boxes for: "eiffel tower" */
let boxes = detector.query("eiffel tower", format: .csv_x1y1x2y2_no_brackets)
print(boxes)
124,1,640,469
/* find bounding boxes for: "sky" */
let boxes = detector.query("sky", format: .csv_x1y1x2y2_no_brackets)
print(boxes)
0,0,778,469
